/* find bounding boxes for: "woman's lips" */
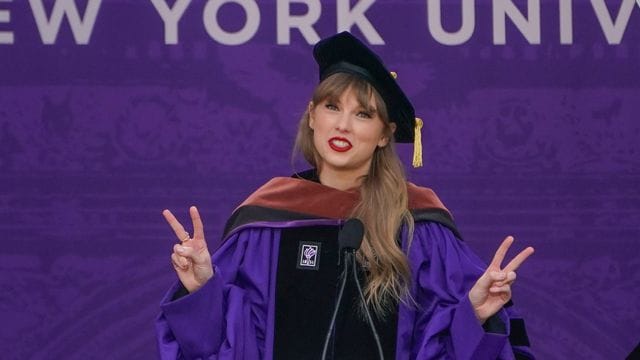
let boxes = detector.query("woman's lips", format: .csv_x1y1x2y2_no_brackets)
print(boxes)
328,137,352,152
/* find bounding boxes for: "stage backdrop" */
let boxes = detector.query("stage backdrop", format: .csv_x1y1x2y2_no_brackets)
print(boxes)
1,0,639,358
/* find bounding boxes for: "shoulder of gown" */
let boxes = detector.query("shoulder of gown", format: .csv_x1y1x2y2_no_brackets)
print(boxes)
222,176,461,240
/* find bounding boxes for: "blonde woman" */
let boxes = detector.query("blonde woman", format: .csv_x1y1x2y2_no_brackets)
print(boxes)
157,32,535,360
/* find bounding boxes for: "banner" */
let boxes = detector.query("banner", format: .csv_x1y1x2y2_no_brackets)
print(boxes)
1,1,639,358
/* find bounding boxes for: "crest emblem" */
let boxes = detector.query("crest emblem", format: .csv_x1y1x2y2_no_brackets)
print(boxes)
297,242,321,270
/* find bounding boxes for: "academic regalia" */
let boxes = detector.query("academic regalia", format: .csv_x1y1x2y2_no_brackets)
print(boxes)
155,171,534,359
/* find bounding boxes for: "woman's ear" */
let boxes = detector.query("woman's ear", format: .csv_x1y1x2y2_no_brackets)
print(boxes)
378,136,390,147
378,123,396,147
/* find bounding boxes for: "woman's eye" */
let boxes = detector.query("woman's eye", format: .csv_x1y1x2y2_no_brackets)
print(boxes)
325,104,338,111
357,111,372,119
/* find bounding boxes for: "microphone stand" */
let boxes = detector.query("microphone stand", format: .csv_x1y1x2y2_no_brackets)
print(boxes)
351,255,384,360
321,218,383,359
320,250,385,360
320,251,351,360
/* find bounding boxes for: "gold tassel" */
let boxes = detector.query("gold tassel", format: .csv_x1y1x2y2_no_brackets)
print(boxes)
412,117,423,168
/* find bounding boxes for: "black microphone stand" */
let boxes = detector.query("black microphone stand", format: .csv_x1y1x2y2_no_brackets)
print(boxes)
351,255,384,360
320,218,383,360
320,250,351,360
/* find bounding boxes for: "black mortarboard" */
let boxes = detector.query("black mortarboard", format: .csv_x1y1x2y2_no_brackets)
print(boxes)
313,32,423,167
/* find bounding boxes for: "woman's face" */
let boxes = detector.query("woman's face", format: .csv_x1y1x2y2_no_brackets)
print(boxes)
309,86,390,182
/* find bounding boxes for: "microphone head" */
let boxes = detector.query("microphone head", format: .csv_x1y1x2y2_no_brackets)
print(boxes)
339,218,364,252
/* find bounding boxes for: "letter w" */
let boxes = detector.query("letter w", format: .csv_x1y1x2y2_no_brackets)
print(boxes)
29,0,102,44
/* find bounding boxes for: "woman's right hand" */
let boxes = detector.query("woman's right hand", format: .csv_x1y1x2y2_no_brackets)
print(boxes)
162,206,214,293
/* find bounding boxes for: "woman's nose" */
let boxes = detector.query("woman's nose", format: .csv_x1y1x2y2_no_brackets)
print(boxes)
334,113,351,133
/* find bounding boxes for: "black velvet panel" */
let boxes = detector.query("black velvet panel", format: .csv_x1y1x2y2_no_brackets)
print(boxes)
273,225,398,360
625,341,640,360
222,205,317,240
170,282,189,301
509,318,531,347
482,314,506,334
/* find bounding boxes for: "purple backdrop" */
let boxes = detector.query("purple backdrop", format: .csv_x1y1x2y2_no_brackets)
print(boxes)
1,0,639,358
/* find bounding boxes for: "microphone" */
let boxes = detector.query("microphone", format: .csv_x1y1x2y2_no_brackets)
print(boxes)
339,218,364,253
321,219,384,360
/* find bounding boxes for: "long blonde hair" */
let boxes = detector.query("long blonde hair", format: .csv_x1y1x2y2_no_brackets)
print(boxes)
294,73,415,316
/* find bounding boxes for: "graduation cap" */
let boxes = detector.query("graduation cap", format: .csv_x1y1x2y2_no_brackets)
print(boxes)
313,31,424,167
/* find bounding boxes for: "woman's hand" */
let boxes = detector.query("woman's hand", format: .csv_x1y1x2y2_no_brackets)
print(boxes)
469,236,534,324
162,206,214,293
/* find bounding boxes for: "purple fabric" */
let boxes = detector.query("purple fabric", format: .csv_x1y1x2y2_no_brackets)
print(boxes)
156,218,532,359
158,227,282,359
450,296,509,360
398,220,532,359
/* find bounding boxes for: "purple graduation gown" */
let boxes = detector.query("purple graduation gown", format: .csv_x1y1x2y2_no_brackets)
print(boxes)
155,177,534,359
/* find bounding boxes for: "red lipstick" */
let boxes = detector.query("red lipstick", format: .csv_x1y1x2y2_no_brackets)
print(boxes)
328,137,352,152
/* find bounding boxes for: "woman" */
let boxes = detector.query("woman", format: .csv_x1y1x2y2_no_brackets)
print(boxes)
156,32,535,359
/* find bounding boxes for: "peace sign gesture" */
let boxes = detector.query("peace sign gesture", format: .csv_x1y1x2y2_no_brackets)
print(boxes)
468,236,534,324
162,206,214,293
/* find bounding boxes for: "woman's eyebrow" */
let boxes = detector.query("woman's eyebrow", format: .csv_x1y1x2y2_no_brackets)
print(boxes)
360,105,378,113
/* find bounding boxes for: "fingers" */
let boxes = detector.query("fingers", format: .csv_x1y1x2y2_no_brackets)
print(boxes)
477,270,516,289
190,206,205,240
488,270,507,282
490,236,535,273
504,246,535,272
489,284,512,294
488,272,514,297
163,209,190,242
171,252,190,270
489,236,514,269
493,271,516,287
163,207,206,247
174,244,208,265
475,269,503,290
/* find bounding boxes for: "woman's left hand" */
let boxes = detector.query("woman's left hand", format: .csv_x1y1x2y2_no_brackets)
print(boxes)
469,236,534,324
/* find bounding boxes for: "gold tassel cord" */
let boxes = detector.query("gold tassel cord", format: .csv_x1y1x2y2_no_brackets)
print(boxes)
412,117,423,168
